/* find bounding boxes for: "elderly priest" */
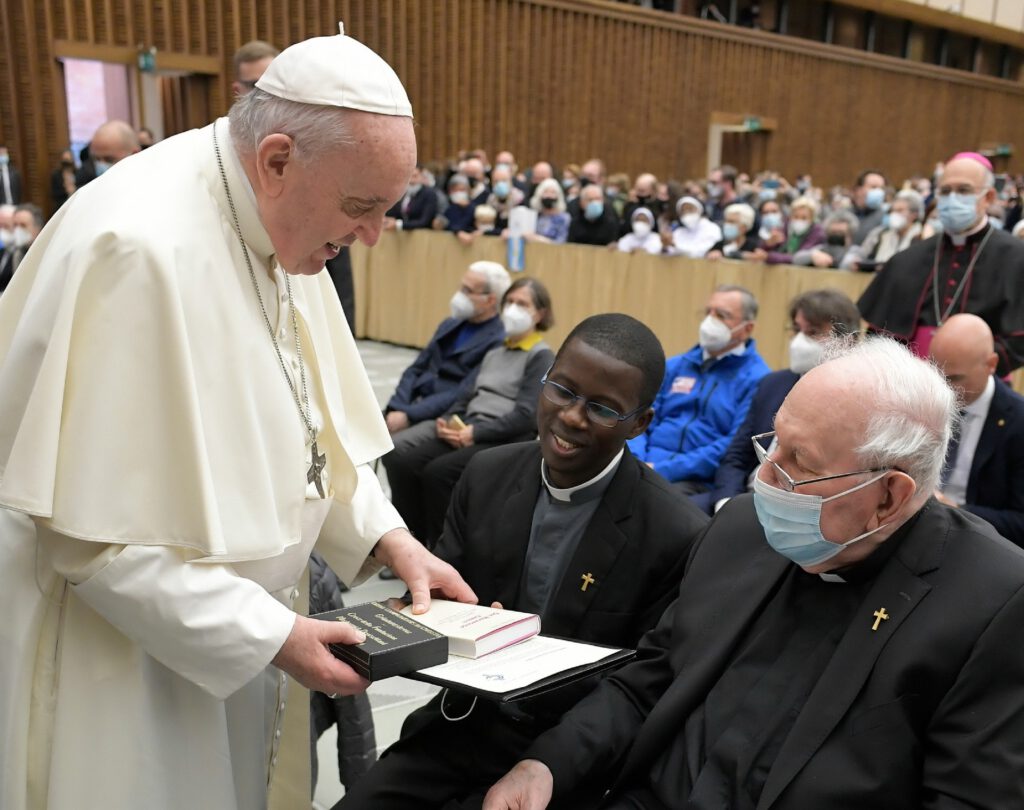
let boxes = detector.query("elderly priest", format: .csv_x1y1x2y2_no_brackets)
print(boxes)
0,26,474,810
483,338,1024,810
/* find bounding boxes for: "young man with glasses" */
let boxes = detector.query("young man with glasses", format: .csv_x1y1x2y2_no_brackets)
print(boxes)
338,314,709,809
859,151,1024,376
485,337,1024,810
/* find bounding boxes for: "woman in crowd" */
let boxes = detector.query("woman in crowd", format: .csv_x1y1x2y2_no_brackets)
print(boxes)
751,195,825,264
706,202,759,260
665,196,722,258
382,277,555,546
526,178,570,243
843,189,924,269
617,207,663,255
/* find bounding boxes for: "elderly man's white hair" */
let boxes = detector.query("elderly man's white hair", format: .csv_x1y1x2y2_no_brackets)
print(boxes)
228,88,357,162
820,336,958,495
468,260,511,301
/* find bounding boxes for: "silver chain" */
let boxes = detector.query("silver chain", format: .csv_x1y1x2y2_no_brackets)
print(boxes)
212,125,316,445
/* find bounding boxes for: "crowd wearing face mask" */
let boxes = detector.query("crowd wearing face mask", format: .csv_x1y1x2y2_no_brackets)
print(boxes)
400,149,1024,272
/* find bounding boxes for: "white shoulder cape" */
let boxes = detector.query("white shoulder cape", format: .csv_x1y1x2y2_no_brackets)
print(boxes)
0,118,392,563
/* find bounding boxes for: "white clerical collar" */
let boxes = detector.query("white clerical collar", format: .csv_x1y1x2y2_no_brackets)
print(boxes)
949,215,988,247
542,448,624,503
702,340,747,364
964,374,996,420
819,572,846,583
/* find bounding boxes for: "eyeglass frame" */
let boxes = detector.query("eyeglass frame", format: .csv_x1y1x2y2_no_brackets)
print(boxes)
540,372,648,428
750,431,889,493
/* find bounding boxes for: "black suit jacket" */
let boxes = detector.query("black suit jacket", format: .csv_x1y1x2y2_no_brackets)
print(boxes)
386,185,439,230
963,376,1024,548
385,315,504,424
433,442,708,651
528,495,1024,808
0,163,21,205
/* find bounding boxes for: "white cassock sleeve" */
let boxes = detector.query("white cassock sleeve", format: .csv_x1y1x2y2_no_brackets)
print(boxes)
39,524,296,701
317,464,406,586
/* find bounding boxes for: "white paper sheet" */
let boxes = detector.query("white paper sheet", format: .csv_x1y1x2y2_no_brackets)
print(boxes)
412,635,619,694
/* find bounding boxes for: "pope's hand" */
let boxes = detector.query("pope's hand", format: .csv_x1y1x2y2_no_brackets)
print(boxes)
272,614,371,696
375,528,477,613
482,759,554,810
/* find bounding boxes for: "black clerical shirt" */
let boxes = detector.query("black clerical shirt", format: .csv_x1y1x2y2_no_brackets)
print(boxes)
619,520,912,810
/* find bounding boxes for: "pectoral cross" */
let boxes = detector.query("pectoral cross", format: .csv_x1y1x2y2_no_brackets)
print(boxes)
871,607,889,631
580,572,595,592
307,438,327,499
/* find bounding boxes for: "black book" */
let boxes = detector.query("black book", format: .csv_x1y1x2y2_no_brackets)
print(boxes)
313,601,449,681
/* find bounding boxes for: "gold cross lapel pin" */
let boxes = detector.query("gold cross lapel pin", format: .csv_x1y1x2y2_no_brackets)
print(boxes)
871,607,890,631
580,572,595,592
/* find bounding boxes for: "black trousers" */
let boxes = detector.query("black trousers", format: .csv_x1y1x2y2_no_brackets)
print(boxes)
334,698,608,810
382,434,493,547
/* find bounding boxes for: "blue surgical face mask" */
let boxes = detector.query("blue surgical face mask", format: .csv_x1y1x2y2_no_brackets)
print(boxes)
989,217,1004,230
760,212,782,231
753,470,890,568
759,188,777,202
493,180,510,199
937,193,979,235
722,222,740,241
584,200,604,221
94,160,112,176
0,154,9,166
865,187,885,210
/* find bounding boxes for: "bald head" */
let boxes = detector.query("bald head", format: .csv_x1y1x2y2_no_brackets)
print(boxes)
90,120,140,166
929,314,997,405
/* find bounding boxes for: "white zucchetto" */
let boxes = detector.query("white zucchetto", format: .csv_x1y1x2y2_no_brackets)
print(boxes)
255,22,413,117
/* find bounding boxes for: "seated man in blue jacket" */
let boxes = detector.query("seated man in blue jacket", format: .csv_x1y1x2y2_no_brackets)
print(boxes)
628,284,769,495
384,260,509,437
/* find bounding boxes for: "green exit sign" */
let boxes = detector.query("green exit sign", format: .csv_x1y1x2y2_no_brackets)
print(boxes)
745,116,762,132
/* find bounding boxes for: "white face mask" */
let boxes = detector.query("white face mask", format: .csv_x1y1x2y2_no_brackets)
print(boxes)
450,290,477,321
632,221,653,239
11,226,31,248
500,303,534,337
680,213,700,229
887,212,908,232
698,315,741,353
788,331,824,375
789,219,811,236
0,228,12,245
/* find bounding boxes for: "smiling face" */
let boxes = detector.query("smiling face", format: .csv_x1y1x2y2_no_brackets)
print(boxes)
539,339,652,488
250,110,416,275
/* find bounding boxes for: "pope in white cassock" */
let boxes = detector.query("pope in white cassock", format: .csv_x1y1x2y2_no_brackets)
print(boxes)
0,27,477,809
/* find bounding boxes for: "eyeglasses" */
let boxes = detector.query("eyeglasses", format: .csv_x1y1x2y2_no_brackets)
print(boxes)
751,431,889,493
540,374,647,428
460,285,490,297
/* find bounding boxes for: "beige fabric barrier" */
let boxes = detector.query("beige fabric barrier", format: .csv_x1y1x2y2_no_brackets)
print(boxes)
351,231,874,372
351,231,1024,393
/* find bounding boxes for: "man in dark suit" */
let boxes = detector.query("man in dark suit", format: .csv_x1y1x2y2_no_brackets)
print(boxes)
930,313,1024,548
483,337,1024,810
567,184,620,247
385,261,508,434
74,121,140,188
0,147,22,206
383,164,438,231
338,314,709,809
